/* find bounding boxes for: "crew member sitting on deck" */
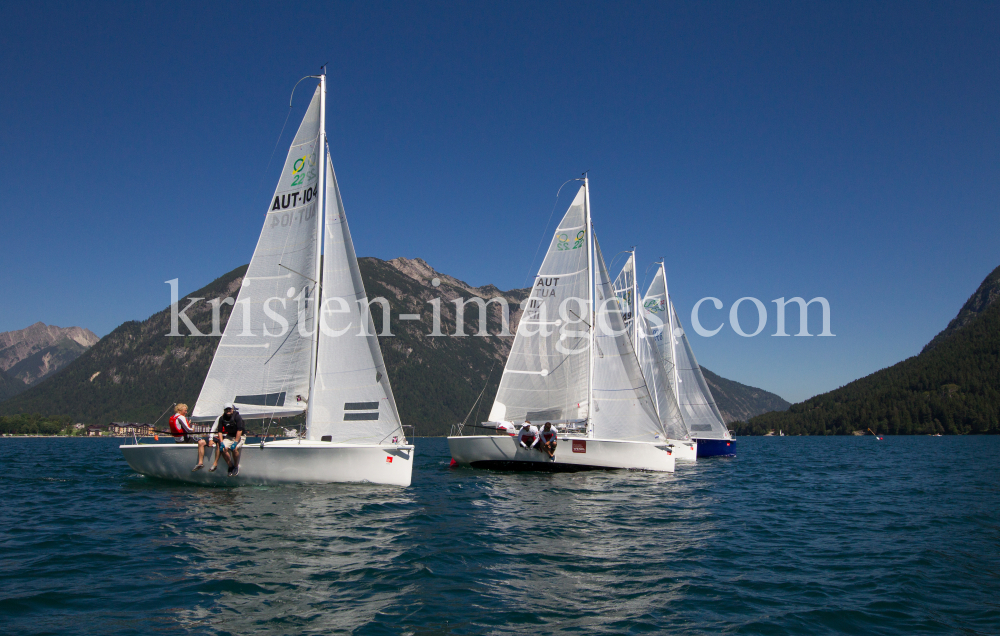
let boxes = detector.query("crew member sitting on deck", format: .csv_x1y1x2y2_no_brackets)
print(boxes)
539,422,558,458
170,404,211,472
218,404,247,477
496,421,515,436
518,421,539,450
205,404,240,472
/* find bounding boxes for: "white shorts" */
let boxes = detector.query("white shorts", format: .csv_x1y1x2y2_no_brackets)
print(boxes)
222,438,244,451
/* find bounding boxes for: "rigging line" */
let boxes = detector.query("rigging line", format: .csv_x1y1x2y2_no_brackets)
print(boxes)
521,178,585,290
458,361,496,435
471,361,497,429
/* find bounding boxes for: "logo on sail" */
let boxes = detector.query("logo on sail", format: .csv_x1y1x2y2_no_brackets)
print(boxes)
556,230,586,251
289,152,317,187
644,298,665,314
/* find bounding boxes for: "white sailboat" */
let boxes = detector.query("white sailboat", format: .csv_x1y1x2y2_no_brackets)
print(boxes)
642,264,734,457
612,251,697,461
122,73,414,486
447,180,675,472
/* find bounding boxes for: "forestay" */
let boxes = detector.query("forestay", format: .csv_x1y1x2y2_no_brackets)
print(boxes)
670,301,730,439
488,186,592,424
305,155,405,444
591,240,664,442
193,87,322,421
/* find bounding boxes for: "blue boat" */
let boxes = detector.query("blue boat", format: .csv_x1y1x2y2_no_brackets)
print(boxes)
694,437,736,458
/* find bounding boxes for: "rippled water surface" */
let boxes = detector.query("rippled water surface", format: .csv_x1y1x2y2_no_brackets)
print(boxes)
1,436,997,635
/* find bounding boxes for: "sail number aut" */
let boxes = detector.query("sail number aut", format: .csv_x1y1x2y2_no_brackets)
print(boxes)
121,73,414,486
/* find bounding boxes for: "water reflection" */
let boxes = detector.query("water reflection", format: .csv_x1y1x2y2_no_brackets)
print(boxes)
141,484,417,634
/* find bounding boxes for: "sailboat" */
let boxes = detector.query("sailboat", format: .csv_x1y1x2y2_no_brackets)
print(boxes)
642,264,735,457
447,180,675,472
612,251,697,461
121,73,414,486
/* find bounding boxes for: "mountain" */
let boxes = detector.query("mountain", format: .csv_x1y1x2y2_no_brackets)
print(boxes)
922,264,1000,353
0,257,786,435
0,368,23,402
701,367,790,423
741,264,1000,435
0,323,99,394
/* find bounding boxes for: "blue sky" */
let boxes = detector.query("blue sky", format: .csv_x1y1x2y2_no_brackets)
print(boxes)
1,1,997,402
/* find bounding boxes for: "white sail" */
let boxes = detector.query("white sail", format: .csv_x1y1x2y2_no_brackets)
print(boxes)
591,239,664,442
641,265,673,376
670,301,730,439
305,155,405,444
611,253,636,344
635,310,690,440
193,87,323,421
488,186,592,424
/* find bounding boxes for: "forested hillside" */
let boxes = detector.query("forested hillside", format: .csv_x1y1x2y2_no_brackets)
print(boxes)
739,264,1000,435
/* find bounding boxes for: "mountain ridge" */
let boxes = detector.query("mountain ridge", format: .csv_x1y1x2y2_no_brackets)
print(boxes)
0,258,787,434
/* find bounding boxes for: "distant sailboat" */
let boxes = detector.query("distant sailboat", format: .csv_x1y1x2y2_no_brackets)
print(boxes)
448,179,676,472
121,73,414,485
642,264,735,457
612,251,696,461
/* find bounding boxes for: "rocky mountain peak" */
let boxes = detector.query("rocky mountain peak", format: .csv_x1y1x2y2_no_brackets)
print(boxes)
0,322,100,390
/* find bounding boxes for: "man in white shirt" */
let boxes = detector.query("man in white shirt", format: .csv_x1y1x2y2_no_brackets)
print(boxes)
518,421,539,450
539,422,558,459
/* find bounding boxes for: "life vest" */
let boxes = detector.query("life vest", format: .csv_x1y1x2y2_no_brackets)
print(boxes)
168,414,185,437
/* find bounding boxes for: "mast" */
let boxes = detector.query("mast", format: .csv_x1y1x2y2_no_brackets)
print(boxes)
584,176,594,439
631,248,639,353
663,262,680,407
306,71,327,429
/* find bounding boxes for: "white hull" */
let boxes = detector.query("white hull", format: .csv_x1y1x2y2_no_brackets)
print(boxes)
447,435,675,472
669,439,697,462
121,440,414,486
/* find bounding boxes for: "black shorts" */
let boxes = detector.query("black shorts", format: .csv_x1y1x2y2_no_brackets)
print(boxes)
175,435,200,444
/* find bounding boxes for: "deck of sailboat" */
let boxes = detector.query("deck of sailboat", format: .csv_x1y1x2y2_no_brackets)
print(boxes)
121,440,415,486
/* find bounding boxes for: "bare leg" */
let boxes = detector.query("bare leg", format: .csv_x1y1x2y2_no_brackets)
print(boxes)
196,440,206,466
211,443,221,469
232,447,242,469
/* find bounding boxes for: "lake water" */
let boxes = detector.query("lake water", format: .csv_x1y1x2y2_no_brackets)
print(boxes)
1,436,997,635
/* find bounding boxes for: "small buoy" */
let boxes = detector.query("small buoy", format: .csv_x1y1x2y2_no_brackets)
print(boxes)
154,435,159,441
449,458,458,468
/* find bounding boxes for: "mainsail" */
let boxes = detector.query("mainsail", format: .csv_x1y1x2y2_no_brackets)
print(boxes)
193,86,322,421
641,265,674,376
669,301,730,439
489,186,592,424
305,155,405,444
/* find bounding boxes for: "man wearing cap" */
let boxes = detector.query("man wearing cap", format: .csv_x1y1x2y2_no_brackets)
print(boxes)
216,404,247,477
518,420,540,450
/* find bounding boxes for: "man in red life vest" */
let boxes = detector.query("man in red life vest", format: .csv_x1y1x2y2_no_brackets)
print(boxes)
169,403,211,472
539,422,558,459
